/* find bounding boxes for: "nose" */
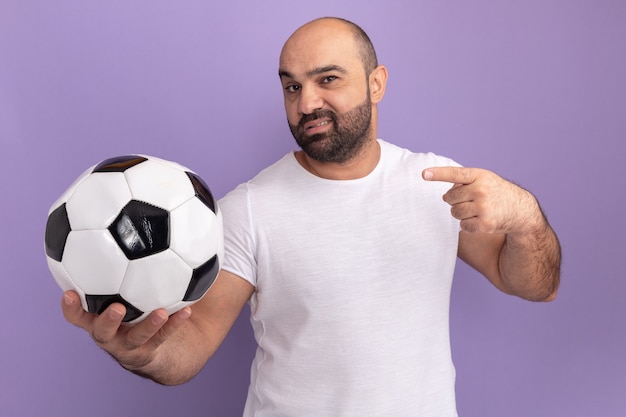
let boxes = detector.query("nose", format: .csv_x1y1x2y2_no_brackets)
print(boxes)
298,86,323,115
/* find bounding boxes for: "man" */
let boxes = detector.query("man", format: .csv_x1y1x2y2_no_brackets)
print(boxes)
62,17,560,416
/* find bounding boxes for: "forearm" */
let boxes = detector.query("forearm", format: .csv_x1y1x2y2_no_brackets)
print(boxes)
499,207,561,301
436,166,561,301
62,272,252,386
121,272,253,384
120,319,212,385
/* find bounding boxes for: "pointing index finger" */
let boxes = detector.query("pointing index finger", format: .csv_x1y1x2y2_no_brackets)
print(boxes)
422,166,476,185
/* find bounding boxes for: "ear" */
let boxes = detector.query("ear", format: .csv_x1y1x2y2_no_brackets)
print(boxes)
368,64,388,104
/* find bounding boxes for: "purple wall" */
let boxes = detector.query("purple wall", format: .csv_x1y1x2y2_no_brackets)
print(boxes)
1,1,624,416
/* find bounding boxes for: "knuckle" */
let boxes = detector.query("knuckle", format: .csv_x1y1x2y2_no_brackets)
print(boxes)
91,331,109,346
474,186,488,199
460,169,472,183
150,328,170,349
121,337,140,351
474,199,489,215
460,219,478,233
450,205,463,219
123,329,151,351
482,218,498,232
443,188,459,204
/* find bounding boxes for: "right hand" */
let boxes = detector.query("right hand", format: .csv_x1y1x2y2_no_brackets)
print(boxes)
61,290,192,373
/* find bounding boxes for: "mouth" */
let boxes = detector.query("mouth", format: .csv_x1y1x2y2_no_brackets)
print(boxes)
303,119,332,135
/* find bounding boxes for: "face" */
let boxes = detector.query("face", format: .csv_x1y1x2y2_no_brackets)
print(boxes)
288,93,372,163
279,21,374,163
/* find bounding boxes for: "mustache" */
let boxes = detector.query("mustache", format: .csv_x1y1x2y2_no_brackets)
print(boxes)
298,109,337,128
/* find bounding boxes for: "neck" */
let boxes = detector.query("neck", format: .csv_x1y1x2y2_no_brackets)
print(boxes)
295,138,381,180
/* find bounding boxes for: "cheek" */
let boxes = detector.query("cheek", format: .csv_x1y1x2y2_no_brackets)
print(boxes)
329,91,363,115
283,100,300,124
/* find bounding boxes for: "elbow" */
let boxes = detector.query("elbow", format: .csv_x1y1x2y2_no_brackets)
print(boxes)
506,287,558,303
136,371,197,387
540,271,561,302
526,274,560,302
533,287,558,302
544,283,559,302
500,272,560,303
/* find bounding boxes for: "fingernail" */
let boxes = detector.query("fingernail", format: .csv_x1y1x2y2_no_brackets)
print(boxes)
178,307,191,319
423,170,433,180
109,305,124,320
63,293,75,306
151,312,167,326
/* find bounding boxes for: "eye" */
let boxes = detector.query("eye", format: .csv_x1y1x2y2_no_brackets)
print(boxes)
285,84,300,93
322,75,338,84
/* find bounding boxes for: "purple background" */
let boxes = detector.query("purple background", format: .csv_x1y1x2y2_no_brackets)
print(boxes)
1,1,624,416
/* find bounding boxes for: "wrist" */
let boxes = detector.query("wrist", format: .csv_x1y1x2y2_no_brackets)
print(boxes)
510,189,547,235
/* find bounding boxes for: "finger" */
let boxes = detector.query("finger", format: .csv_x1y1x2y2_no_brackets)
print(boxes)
459,213,500,233
442,183,472,205
145,307,192,348
459,218,481,233
91,303,126,346
449,201,477,221
166,306,192,328
61,290,94,329
123,309,170,350
423,166,477,185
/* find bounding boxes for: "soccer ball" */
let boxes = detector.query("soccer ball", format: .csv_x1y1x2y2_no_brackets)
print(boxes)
45,155,223,324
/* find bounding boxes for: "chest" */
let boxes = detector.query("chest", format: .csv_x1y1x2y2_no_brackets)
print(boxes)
251,180,457,298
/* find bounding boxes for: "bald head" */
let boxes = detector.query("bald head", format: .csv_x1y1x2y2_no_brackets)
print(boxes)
277,17,388,167
281,17,378,76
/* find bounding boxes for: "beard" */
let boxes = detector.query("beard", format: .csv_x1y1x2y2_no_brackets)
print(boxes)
288,95,372,164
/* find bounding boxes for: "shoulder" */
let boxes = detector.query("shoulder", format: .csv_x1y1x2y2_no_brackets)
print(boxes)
378,139,461,170
220,152,295,197
218,151,306,218
377,139,462,199
379,139,460,182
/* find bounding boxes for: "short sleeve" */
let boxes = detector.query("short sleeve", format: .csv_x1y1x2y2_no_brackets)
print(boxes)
218,183,258,287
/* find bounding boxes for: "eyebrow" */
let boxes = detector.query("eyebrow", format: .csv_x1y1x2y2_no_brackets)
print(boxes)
278,65,348,80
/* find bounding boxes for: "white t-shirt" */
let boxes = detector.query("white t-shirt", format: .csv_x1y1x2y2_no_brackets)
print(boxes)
219,140,460,417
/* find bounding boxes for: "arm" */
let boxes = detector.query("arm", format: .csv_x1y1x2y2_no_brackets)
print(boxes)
62,270,254,385
423,166,561,301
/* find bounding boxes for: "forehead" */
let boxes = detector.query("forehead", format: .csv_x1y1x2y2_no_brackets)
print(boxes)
279,23,362,78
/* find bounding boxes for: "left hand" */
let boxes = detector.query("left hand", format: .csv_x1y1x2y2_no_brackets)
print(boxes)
422,166,541,234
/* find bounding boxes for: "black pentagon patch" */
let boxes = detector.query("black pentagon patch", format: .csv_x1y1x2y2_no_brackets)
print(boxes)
108,200,169,260
183,254,219,302
85,294,144,323
186,172,217,214
45,203,71,262
93,155,148,173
